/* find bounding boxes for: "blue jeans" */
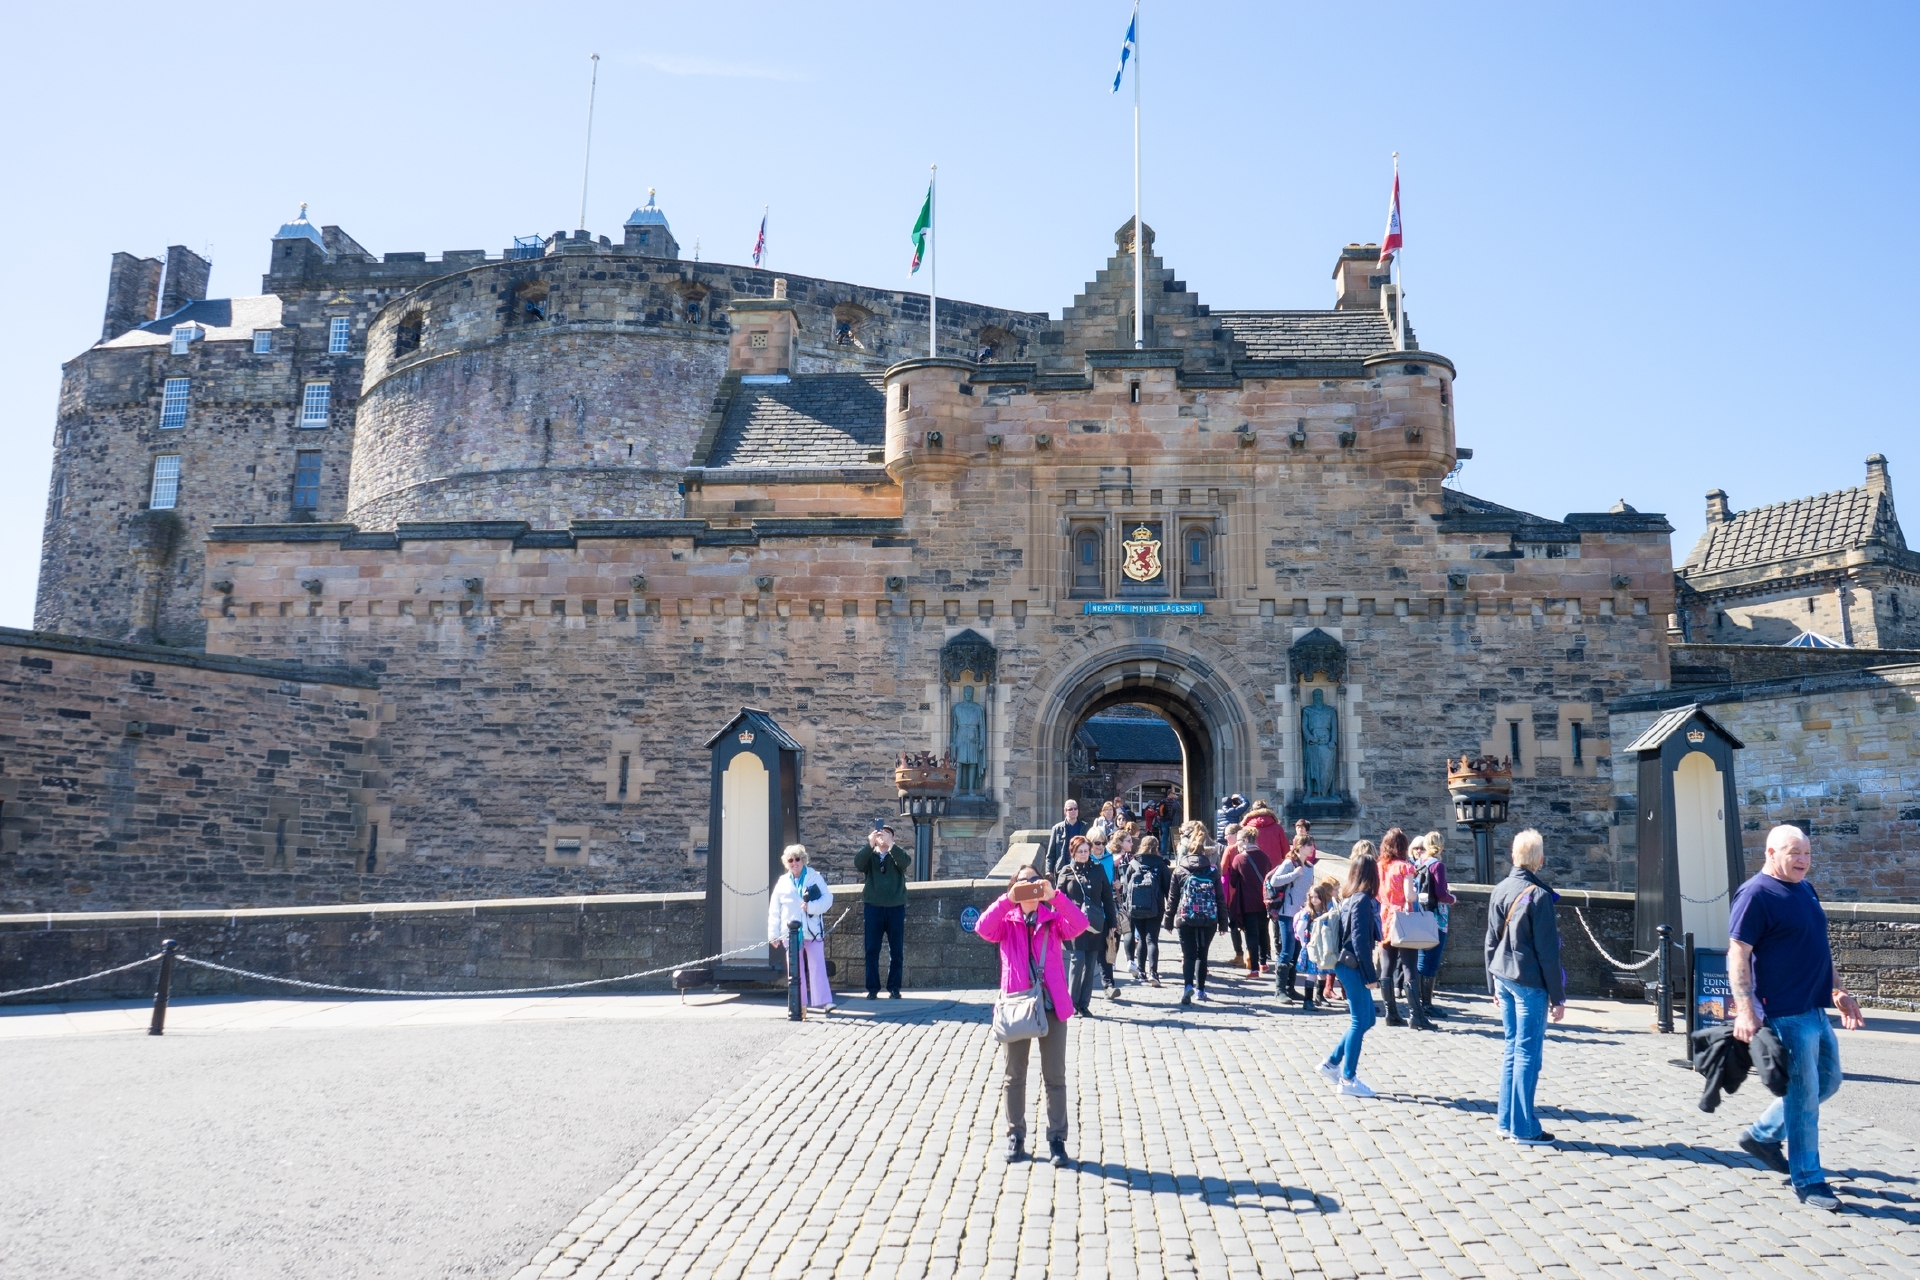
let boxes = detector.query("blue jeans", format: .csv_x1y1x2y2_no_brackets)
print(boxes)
863,903,905,996
1495,978,1549,1138
1750,1008,1843,1187
1324,964,1376,1081
1416,928,1447,978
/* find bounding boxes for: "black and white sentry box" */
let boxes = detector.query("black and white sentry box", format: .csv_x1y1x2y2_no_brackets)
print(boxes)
1624,703,1746,959
704,708,802,979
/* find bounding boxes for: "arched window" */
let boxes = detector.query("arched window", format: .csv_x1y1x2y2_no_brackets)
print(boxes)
1072,526,1104,596
393,311,423,357
1182,525,1214,597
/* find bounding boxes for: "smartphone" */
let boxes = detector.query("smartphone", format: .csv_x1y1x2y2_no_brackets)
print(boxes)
1010,880,1047,903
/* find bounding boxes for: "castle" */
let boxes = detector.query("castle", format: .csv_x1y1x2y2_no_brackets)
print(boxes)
9,193,1912,913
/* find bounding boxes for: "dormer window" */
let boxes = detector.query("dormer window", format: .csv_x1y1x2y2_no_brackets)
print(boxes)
170,325,197,355
328,317,351,354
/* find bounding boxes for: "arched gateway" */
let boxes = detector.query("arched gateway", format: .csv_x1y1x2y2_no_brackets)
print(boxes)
1019,642,1262,833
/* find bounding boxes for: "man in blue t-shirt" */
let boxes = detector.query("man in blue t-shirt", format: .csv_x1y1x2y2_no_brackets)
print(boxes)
1727,825,1865,1212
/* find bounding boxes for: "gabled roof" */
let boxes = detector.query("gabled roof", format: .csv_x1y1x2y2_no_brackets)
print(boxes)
1683,484,1904,574
98,295,285,349
703,707,803,752
1214,310,1404,361
703,373,887,469
1436,490,1580,541
1622,703,1744,754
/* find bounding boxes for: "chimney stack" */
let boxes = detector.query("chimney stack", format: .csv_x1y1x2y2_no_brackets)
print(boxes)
1332,243,1391,310
1705,488,1733,525
101,252,163,341
159,245,211,318
1865,453,1891,497
727,283,801,376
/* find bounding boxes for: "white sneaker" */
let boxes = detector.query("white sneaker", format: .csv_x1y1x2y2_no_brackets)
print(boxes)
1315,1061,1341,1084
1336,1077,1376,1098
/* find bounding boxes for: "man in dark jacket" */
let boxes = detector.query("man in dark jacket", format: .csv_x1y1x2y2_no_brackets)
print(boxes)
1214,793,1248,843
1727,824,1866,1212
1040,799,1085,877
1484,829,1566,1146
854,821,911,999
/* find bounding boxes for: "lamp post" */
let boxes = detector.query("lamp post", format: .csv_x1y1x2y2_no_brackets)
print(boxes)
1447,753,1513,884
894,751,956,881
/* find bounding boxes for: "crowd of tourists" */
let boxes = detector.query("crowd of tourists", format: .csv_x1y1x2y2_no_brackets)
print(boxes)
773,795,1866,1211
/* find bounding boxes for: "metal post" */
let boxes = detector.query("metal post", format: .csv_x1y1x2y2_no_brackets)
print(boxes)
1656,924,1673,1034
1472,822,1494,884
787,918,804,1022
914,815,933,882
148,938,177,1036
1683,931,1696,1039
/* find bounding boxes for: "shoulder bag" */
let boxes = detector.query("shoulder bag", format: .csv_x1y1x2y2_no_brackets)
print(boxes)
991,918,1051,1044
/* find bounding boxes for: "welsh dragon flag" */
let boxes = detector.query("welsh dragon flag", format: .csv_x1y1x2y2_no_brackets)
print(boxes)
909,183,932,273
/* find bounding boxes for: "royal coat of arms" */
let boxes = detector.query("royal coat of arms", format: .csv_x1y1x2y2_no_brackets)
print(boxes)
1121,524,1163,583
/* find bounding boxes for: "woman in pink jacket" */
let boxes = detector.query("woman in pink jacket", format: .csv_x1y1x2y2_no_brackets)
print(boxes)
975,865,1090,1167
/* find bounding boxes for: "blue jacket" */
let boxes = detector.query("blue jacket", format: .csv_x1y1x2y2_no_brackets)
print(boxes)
1338,892,1382,983
1484,868,1566,1005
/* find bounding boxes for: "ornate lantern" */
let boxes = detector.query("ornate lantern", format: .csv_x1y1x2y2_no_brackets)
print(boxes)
1447,753,1513,883
894,751,955,879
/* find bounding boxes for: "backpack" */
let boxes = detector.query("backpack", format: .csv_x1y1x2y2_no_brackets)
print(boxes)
1174,868,1219,925
1263,864,1294,914
1125,863,1163,918
1414,859,1437,911
1307,904,1343,970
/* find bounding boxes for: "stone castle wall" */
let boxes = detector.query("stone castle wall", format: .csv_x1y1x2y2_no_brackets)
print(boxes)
1612,660,1920,901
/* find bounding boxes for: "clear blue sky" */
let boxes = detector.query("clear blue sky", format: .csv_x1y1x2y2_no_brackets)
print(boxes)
4,2,1915,630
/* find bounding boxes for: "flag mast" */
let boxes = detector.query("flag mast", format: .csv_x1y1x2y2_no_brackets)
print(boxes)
578,53,600,231
1132,3,1143,350
929,164,938,358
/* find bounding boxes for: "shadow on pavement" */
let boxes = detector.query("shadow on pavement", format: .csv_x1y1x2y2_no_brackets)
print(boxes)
1074,1160,1338,1213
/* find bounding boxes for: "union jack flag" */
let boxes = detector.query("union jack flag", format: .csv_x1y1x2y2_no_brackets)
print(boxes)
751,212,767,266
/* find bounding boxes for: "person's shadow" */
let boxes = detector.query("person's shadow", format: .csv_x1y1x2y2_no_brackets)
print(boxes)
1076,1159,1338,1213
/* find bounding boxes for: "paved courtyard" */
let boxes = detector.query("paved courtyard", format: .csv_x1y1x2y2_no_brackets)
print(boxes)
4,961,1917,1280
515,975,1920,1280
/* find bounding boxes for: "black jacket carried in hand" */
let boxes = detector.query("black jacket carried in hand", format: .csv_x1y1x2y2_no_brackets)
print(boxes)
1689,1023,1790,1113
1057,859,1117,951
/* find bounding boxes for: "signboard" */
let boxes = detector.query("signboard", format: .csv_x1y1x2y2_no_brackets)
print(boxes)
1083,601,1204,616
1692,948,1731,1028
960,906,981,934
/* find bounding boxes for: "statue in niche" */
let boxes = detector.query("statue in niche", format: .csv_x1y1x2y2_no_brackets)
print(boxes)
1301,688,1340,800
950,684,987,794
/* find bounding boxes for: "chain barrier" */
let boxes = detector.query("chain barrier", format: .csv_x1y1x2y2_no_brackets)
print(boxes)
1680,889,1729,905
1572,907,1661,971
0,951,167,1000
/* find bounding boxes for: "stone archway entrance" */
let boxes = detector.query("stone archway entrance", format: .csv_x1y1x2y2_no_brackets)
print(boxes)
1032,645,1258,836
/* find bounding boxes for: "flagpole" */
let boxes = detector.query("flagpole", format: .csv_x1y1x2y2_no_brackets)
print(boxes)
1133,2,1143,350
578,53,600,231
929,164,938,359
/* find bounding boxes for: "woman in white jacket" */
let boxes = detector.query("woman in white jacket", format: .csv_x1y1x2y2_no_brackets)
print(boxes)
767,844,835,1011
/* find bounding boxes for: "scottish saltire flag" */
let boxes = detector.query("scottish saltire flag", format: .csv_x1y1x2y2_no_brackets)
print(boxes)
909,184,932,273
751,213,767,266
1112,4,1137,92
1378,169,1403,265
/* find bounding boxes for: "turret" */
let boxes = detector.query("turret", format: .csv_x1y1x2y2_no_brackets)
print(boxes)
1357,351,1458,478
623,190,680,259
883,356,976,484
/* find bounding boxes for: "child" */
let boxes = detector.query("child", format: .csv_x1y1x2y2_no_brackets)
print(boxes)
1294,880,1336,1011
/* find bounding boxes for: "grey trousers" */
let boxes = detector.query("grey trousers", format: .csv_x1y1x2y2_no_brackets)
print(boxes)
1003,1014,1070,1142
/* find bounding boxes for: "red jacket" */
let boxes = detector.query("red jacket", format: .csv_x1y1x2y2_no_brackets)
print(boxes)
1241,808,1289,865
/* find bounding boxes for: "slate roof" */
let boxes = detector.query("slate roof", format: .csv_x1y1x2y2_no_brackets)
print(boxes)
1437,489,1579,540
1682,485,1904,573
99,295,284,349
1080,715,1183,764
704,373,886,469
1215,310,1407,361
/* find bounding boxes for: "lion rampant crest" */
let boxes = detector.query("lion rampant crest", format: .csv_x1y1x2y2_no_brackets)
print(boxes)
1121,524,1163,583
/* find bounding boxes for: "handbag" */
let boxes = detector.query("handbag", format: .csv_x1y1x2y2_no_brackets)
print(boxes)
991,919,1052,1044
1387,902,1440,950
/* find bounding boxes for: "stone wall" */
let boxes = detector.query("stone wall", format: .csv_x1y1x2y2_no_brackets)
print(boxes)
1612,661,1920,900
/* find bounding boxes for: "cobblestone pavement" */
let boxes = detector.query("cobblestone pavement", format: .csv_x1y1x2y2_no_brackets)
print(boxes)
516,969,1920,1280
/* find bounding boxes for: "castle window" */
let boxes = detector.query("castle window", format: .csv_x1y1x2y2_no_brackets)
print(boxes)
898,385,910,412
149,456,181,510
617,753,631,799
160,378,190,429
273,817,289,869
49,474,64,521
300,382,332,429
328,317,351,354
1071,524,1104,597
1571,721,1584,766
1130,381,1140,404
1508,721,1522,767
393,311,423,356
170,325,196,355
366,823,379,873
253,329,274,354
1181,524,1215,597
292,450,322,510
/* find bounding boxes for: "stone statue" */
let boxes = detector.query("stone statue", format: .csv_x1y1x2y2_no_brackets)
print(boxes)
950,684,987,794
1301,688,1340,800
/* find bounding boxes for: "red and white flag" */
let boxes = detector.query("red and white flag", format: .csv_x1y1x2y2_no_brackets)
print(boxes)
1378,163,1403,265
